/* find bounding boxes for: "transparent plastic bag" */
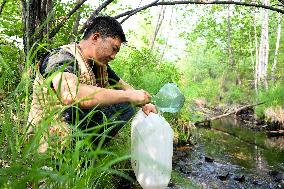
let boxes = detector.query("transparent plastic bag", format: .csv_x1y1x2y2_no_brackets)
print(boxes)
131,109,173,189
152,83,185,113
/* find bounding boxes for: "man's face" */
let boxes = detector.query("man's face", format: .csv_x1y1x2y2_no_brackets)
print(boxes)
91,35,121,66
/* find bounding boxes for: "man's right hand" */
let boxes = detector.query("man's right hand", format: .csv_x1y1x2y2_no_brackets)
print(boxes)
127,89,151,106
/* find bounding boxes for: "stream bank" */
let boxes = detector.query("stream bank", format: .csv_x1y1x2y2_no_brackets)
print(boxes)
170,111,284,189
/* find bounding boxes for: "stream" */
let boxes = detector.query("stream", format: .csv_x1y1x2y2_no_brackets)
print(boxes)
171,117,284,189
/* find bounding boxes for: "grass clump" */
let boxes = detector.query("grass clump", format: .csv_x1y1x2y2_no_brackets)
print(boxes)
0,48,134,188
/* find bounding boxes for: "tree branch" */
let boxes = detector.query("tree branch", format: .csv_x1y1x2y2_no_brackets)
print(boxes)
79,0,114,34
69,8,81,42
151,5,166,48
115,0,284,22
116,0,159,23
48,0,88,40
0,0,7,16
40,0,284,41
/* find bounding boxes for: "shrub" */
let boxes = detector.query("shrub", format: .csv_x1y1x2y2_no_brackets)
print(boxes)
111,46,181,95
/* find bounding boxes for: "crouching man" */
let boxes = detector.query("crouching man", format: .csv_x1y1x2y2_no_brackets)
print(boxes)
28,16,156,153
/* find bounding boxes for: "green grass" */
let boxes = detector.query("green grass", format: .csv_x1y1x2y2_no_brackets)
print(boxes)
0,46,133,188
0,91,135,188
255,81,284,118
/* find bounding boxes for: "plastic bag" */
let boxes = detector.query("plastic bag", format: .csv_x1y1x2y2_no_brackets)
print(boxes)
131,109,173,189
152,83,185,113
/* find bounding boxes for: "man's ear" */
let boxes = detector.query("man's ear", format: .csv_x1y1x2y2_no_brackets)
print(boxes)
91,33,101,42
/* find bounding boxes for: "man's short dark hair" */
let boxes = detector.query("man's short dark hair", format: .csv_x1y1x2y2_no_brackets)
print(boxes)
83,16,126,42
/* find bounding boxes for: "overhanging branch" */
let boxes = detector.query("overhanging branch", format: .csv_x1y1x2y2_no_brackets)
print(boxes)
116,0,159,23
0,0,7,16
38,0,284,41
115,0,284,22
79,0,114,34
48,0,88,40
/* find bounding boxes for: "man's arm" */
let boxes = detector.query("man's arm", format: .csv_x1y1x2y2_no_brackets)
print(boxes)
117,79,157,114
52,72,151,108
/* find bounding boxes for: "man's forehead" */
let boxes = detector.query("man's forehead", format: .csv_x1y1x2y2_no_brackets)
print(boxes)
109,37,122,47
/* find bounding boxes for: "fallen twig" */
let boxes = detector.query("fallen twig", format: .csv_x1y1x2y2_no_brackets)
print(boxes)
194,102,265,126
267,130,284,137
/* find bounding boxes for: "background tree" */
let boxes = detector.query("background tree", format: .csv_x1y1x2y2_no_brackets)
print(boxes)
271,10,282,82
7,0,283,56
21,0,53,55
256,0,270,90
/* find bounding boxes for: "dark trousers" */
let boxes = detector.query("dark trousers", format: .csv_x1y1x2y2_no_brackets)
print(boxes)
63,102,136,145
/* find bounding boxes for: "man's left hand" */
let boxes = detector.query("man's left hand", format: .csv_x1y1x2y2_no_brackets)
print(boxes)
142,103,157,115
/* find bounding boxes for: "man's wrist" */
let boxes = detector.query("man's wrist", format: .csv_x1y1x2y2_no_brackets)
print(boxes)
123,90,133,102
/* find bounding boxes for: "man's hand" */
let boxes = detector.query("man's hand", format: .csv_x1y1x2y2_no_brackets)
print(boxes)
128,90,151,106
142,103,157,115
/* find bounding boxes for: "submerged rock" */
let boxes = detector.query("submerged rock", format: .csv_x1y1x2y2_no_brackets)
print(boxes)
234,175,245,182
269,170,283,182
205,156,214,163
217,173,230,181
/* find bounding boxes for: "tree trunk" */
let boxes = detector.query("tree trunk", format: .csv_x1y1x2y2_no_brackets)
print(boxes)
45,0,53,37
249,28,254,76
151,5,166,49
254,11,259,92
160,6,174,62
271,11,282,83
21,0,53,56
256,0,269,90
69,2,82,42
227,2,234,67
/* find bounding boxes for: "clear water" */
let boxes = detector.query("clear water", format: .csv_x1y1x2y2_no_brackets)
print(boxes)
180,117,284,188
194,117,284,172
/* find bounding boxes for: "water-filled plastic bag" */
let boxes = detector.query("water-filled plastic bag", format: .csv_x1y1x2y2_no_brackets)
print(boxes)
152,83,185,113
131,109,173,189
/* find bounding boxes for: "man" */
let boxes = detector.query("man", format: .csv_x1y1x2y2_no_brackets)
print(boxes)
28,16,156,152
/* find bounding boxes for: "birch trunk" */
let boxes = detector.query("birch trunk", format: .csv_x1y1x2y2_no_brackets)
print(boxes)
271,12,282,82
160,6,174,62
257,0,269,90
254,12,259,92
227,2,234,67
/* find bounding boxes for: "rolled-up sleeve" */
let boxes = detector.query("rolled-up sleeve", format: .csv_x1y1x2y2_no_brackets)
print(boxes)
40,49,78,78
